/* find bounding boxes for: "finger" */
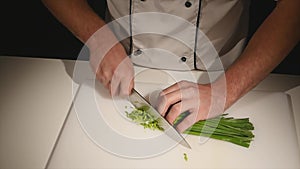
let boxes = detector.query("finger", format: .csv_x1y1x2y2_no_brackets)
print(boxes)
165,102,191,125
157,86,199,117
148,90,162,109
114,57,134,96
110,73,122,96
95,68,112,90
96,73,104,84
161,80,192,95
119,77,134,96
176,112,198,133
105,80,111,91
102,69,113,84
156,89,183,117
96,72,109,88
120,67,134,96
103,78,112,90
161,82,179,95
128,79,134,95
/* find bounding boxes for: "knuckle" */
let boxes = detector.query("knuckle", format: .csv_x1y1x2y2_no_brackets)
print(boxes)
96,74,104,83
159,91,166,97
178,80,188,86
159,93,169,103
186,87,194,94
172,104,182,113
166,114,175,124
102,70,111,78
157,100,168,116
96,67,103,76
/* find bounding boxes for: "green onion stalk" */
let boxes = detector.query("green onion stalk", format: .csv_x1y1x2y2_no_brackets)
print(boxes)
126,106,254,148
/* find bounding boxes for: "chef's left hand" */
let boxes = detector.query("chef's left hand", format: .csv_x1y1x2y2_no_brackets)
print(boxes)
156,80,225,132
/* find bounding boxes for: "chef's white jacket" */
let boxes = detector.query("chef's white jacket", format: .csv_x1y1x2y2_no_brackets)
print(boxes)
106,0,251,71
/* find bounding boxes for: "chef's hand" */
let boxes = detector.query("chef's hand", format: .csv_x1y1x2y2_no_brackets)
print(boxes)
88,28,134,96
156,80,225,132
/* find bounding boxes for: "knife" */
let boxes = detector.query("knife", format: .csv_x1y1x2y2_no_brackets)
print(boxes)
128,88,191,149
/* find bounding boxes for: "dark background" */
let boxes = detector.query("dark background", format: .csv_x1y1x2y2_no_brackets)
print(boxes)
0,0,299,75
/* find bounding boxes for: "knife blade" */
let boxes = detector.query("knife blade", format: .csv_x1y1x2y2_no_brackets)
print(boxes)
128,88,191,149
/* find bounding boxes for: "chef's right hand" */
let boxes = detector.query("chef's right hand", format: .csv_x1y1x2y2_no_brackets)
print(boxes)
88,27,134,96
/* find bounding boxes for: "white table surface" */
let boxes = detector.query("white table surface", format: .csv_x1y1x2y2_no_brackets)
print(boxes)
0,56,79,168
287,86,300,148
0,56,299,169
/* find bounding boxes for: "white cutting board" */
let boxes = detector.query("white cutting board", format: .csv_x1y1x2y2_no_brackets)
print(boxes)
62,80,300,169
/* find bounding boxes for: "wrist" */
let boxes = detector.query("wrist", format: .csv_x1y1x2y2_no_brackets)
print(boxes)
210,74,236,111
198,82,226,118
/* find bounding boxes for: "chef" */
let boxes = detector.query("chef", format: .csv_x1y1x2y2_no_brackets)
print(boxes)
42,0,300,132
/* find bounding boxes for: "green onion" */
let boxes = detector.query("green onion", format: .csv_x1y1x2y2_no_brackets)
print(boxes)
183,153,188,161
175,113,255,148
126,105,255,148
126,105,164,131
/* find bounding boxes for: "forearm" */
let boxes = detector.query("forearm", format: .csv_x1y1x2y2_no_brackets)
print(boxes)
42,0,106,42
220,0,300,109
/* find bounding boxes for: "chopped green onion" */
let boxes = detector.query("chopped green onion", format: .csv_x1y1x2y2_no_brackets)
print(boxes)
126,105,164,131
183,153,188,161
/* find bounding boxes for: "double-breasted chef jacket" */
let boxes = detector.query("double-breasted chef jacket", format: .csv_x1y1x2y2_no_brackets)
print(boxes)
105,0,251,71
